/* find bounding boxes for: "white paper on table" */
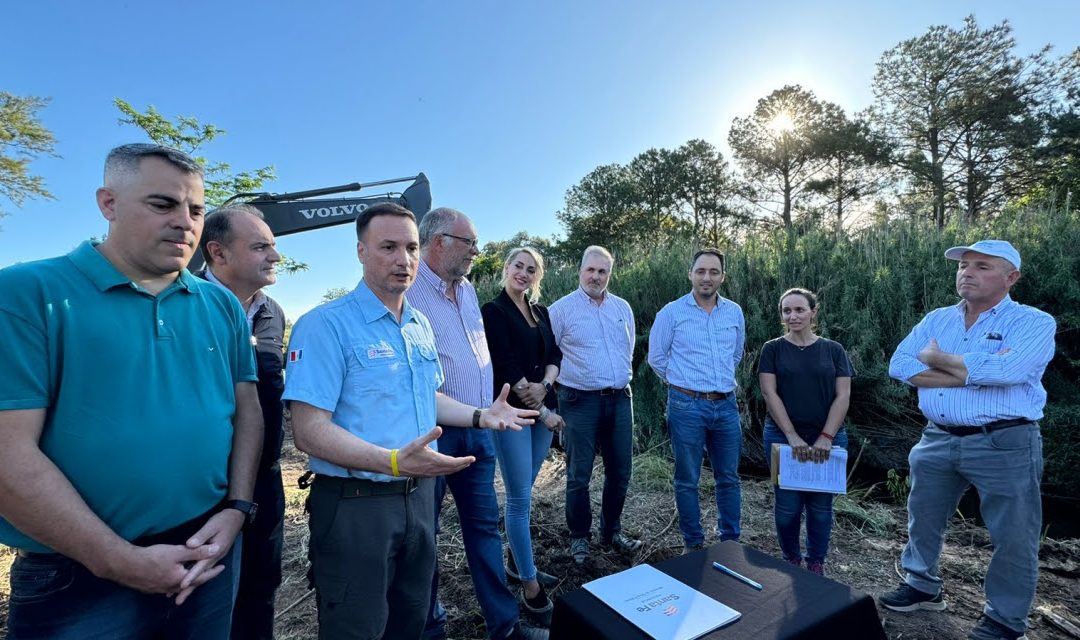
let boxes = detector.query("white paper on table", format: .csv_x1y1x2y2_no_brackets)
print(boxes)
583,564,741,640
777,445,848,494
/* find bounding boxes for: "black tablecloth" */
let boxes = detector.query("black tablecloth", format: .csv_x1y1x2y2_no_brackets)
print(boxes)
550,541,885,640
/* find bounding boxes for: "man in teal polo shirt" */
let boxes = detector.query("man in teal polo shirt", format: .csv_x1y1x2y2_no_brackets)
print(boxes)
0,143,264,639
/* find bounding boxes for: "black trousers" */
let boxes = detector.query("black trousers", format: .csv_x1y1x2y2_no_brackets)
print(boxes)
308,476,436,640
231,464,285,640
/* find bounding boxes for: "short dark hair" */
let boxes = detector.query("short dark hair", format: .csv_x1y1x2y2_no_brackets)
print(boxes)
690,248,725,272
104,143,203,183
200,204,266,265
355,202,416,241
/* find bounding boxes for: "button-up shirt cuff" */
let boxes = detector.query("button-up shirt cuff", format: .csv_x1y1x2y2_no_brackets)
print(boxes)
894,359,931,386
962,351,992,386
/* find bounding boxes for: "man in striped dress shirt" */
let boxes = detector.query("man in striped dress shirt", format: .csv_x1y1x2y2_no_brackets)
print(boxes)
648,248,746,551
549,246,642,565
881,240,1056,640
407,208,546,640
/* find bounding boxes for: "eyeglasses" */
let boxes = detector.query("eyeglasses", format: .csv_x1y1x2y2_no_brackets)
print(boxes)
441,233,480,249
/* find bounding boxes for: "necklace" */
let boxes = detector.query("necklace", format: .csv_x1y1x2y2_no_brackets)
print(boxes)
786,334,817,351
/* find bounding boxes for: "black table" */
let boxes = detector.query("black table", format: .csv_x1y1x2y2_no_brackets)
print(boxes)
550,541,885,640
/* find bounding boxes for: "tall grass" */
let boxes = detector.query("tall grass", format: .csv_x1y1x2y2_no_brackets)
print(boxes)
473,201,1080,495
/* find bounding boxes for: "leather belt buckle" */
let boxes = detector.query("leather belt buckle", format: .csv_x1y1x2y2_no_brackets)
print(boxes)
671,384,730,401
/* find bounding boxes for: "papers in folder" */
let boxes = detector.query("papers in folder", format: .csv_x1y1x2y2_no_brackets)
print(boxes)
583,564,741,640
770,443,848,494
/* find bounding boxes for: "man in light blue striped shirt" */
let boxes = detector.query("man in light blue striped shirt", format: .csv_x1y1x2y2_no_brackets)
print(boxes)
549,246,641,565
881,240,1056,640
648,248,746,550
406,208,545,640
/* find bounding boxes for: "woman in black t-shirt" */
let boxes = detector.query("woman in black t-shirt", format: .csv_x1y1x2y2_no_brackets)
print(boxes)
758,288,853,576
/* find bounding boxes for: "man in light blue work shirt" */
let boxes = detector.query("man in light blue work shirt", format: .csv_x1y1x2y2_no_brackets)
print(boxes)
881,240,1055,640
549,246,641,564
648,248,745,551
284,203,536,640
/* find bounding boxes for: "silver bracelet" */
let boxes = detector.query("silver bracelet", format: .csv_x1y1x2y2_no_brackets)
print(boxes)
538,406,550,421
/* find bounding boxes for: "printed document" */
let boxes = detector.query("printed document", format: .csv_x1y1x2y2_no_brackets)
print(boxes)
583,564,741,640
771,443,848,494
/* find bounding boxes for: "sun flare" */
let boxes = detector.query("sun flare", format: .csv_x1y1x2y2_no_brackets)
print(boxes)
768,111,796,134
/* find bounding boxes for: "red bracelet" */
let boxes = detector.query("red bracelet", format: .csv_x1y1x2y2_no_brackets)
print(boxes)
819,431,834,442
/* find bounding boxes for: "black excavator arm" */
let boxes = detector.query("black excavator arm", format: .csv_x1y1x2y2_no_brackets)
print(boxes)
189,173,431,270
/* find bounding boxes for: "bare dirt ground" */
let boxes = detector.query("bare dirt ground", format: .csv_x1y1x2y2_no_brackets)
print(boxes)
1,431,1077,639
270,431,1080,640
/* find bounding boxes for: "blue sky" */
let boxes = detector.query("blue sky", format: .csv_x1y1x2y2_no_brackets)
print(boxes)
3,0,1078,320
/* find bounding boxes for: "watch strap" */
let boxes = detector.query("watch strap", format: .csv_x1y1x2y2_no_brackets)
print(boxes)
223,499,258,525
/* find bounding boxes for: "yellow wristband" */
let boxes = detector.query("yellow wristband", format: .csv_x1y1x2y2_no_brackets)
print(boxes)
390,448,400,477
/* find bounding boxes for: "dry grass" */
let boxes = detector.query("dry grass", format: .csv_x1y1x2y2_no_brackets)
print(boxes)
2,434,1077,640
272,431,1080,640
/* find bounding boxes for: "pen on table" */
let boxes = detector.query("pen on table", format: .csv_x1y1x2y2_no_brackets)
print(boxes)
712,562,763,591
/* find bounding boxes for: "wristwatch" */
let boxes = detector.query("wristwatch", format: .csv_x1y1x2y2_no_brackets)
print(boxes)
223,499,259,526
543,380,553,394
472,408,483,428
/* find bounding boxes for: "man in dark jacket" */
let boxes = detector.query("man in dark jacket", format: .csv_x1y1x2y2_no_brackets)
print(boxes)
199,203,286,640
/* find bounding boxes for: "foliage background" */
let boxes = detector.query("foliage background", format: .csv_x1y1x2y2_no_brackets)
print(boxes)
473,201,1080,497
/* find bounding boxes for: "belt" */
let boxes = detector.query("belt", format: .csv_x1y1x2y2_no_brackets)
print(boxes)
932,418,1033,437
670,384,731,401
314,474,419,497
16,504,222,559
561,385,626,396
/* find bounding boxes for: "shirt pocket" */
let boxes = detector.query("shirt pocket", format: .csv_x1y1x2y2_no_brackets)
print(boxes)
711,319,740,354
350,343,407,400
616,315,634,350
410,343,441,391
978,333,1007,355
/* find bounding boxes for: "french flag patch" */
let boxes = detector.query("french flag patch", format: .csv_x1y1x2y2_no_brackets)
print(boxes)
289,349,303,362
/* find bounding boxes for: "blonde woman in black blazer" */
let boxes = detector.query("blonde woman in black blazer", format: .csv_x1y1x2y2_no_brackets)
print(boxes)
481,246,564,626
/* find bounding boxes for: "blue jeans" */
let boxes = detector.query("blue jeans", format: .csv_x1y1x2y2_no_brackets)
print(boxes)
560,386,634,541
423,426,518,640
493,423,553,582
763,420,848,564
7,543,239,640
667,389,742,546
902,423,1043,634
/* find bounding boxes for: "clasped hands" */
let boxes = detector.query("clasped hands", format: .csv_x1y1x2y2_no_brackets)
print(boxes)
513,381,565,432
787,435,832,463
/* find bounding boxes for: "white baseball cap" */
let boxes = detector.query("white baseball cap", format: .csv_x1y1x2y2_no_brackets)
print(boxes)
944,239,1021,270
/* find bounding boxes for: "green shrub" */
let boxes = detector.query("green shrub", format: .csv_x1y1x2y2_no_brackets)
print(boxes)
473,201,1080,495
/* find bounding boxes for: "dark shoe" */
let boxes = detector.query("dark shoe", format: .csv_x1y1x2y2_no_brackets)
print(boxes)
569,537,589,564
785,557,803,568
520,584,553,627
806,561,825,577
508,621,550,640
506,547,559,588
601,531,642,554
967,614,1027,640
878,583,946,612
684,542,706,554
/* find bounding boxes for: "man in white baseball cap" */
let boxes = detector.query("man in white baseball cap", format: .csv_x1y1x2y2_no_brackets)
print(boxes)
881,238,1056,640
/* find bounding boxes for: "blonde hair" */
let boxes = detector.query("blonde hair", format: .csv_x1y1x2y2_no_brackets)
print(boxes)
501,246,546,302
